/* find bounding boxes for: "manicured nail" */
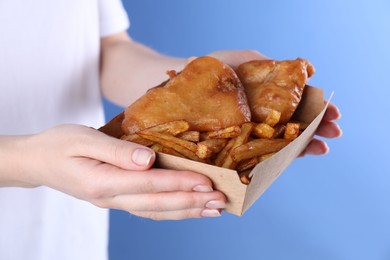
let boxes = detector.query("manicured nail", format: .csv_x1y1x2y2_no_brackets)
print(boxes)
201,209,221,217
206,200,226,209
193,185,213,192
132,148,154,166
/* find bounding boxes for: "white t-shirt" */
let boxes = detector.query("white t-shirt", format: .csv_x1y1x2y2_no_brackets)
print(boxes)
0,1,129,259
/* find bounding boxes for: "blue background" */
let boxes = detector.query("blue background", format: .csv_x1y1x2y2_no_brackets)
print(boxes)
105,1,390,259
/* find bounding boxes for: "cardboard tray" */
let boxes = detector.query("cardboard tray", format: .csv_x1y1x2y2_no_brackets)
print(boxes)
100,86,332,216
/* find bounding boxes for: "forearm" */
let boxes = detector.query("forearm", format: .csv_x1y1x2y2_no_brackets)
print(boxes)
0,135,36,187
100,32,186,107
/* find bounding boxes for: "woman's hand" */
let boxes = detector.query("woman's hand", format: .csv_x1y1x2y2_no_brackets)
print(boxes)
299,102,342,156
4,125,226,220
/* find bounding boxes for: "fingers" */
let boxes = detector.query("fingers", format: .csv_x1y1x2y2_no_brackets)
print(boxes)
131,208,222,220
93,165,215,196
78,128,156,171
88,166,227,220
316,120,343,138
107,190,226,213
324,102,342,121
299,102,342,158
299,138,329,157
299,103,342,157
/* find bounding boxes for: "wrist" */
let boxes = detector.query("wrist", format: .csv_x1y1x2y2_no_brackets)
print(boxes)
0,135,39,188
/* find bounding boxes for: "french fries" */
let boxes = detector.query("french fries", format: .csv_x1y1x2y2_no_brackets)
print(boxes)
138,130,201,161
237,157,259,172
231,139,291,163
252,123,275,139
151,143,185,158
284,122,300,140
146,120,190,135
200,126,241,140
196,139,228,159
272,124,286,138
120,133,154,146
264,109,281,127
120,114,305,185
221,123,254,169
239,170,252,185
214,138,236,167
177,131,200,142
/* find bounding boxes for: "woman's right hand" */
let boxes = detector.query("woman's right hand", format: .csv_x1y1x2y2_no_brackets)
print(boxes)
1,124,226,220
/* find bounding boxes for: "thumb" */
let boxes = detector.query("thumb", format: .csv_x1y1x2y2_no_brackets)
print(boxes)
80,127,156,171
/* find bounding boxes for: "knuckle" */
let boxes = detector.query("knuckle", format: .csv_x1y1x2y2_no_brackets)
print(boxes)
82,179,107,200
71,129,96,155
185,193,200,207
180,210,195,220
136,176,156,193
109,142,130,165
90,198,109,209
83,185,102,200
177,170,212,190
145,178,157,192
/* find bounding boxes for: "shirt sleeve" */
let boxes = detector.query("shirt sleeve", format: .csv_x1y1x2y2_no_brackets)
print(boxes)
98,0,130,37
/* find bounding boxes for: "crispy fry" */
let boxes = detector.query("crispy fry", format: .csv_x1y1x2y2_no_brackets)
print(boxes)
196,139,228,159
237,157,259,172
150,143,164,152
264,109,281,127
161,146,186,158
231,139,291,163
239,170,252,185
258,152,276,162
196,144,213,159
121,134,154,146
289,120,310,131
237,152,277,172
252,123,275,139
151,142,186,158
200,126,241,140
284,122,300,140
138,130,200,161
146,120,190,136
272,124,286,138
176,131,200,142
214,138,236,167
222,123,254,169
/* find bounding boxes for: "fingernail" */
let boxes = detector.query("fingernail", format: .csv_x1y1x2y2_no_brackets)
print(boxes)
337,127,343,137
132,148,154,166
193,185,213,192
322,142,330,155
206,200,226,209
201,209,221,218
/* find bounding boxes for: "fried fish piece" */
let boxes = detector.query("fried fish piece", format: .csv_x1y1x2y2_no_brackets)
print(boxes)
236,58,315,124
122,56,251,135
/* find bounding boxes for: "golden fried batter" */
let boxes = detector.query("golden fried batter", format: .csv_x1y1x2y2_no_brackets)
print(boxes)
122,56,251,135
236,58,315,123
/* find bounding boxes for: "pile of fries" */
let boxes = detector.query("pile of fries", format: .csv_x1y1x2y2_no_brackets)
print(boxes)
121,109,307,184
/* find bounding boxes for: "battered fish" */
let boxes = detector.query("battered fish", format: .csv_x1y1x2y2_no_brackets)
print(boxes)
236,58,315,123
122,56,251,134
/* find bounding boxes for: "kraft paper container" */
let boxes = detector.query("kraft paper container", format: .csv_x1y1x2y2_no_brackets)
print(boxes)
100,86,332,216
